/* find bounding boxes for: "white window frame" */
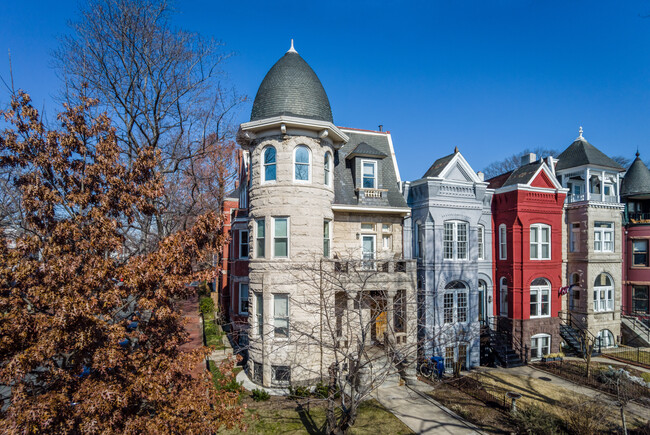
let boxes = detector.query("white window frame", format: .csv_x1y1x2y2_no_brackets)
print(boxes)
238,283,249,315
256,219,265,259
255,293,263,337
499,224,507,260
632,240,648,267
570,223,580,253
324,152,332,186
594,222,614,253
443,282,468,324
530,279,551,318
499,277,508,316
443,221,468,261
239,230,249,259
530,333,551,359
361,234,376,269
273,294,289,338
593,273,614,312
597,329,615,348
382,234,392,250
530,223,551,260
323,220,331,258
261,146,277,184
273,217,289,258
478,225,485,260
293,145,311,183
361,160,377,189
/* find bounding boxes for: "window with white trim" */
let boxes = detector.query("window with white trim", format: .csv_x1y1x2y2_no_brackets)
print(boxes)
443,281,468,324
272,365,290,384
443,221,468,260
294,145,311,182
256,219,265,258
570,223,580,252
478,225,485,260
415,223,423,259
530,278,550,318
362,160,377,189
273,294,289,338
530,333,551,359
239,230,249,259
255,293,263,337
239,283,249,315
273,218,288,258
594,222,614,252
323,220,331,258
593,273,614,312
262,146,276,183
597,329,615,348
530,224,551,260
324,152,332,186
499,224,507,260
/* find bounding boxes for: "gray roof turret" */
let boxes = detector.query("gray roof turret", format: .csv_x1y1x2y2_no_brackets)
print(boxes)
556,136,623,171
621,152,650,198
250,43,333,123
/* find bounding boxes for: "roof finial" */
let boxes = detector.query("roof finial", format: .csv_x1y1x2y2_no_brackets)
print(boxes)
288,39,297,53
454,146,459,153
578,126,583,139
636,146,640,158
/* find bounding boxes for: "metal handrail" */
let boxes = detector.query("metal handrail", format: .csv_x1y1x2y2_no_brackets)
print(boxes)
559,310,602,355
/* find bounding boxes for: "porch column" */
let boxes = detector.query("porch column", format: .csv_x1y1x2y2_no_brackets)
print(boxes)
386,290,396,347
616,172,620,203
585,168,590,201
601,170,606,202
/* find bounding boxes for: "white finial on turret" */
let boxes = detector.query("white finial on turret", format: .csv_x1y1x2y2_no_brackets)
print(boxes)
578,126,583,139
288,39,297,53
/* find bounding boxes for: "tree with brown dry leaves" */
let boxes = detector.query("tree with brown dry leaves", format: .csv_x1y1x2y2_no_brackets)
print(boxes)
0,91,244,433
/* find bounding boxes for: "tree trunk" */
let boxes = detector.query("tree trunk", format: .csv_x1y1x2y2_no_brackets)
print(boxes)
620,405,627,435
326,363,339,435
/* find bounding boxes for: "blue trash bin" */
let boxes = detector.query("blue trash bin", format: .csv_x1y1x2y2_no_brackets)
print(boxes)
431,356,445,378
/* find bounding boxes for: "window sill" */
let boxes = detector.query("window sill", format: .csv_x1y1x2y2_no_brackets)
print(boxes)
530,315,551,319
530,258,552,261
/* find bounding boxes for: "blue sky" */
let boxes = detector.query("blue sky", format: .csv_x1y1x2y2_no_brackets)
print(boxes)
2,0,650,181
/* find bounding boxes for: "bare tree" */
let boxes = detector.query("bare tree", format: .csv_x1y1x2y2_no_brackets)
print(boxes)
482,147,558,179
600,367,643,435
53,0,243,254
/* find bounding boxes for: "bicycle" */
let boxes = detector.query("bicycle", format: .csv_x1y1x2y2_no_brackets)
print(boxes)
418,356,444,380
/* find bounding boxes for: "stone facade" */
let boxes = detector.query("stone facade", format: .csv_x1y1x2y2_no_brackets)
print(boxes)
404,151,493,370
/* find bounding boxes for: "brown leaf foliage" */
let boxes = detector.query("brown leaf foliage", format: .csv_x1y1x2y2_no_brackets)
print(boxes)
0,92,243,433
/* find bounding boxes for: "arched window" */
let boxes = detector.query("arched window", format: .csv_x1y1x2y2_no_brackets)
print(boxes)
294,145,311,182
499,224,507,260
597,329,615,348
594,273,614,312
530,224,551,260
324,152,332,186
262,146,276,183
499,277,508,316
530,333,551,359
570,273,580,286
530,278,550,318
443,281,468,324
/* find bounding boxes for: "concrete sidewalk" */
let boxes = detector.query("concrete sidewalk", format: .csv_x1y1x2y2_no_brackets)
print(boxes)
374,381,483,434
484,365,649,421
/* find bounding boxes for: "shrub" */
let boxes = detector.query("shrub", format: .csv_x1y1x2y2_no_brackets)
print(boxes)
511,405,564,434
288,385,311,398
209,361,243,395
199,281,211,297
564,399,608,435
200,296,215,314
314,381,329,399
251,388,271,402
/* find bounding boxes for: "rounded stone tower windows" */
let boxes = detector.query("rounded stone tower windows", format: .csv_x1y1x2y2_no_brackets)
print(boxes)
262,146,276,183
294,145,311,182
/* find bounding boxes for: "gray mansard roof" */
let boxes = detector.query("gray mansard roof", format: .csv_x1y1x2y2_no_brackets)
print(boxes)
621,152,650,198
334,130,407,209
250,50,333,123
556,138,624,171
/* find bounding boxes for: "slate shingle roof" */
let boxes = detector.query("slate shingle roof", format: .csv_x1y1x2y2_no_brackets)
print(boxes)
487,161,544,189
346,142,387,159
334,130,407,208
250,51,333,123
556,138,624,171
422,152,455,178
621,152,650,197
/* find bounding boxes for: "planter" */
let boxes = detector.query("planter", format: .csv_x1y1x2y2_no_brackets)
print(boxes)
541,357,563,362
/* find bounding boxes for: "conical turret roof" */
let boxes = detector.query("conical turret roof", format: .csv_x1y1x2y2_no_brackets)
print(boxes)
621,152,650,197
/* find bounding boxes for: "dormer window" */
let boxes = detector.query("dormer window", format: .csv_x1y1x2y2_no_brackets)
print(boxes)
294,145,311,182
362,160,377,189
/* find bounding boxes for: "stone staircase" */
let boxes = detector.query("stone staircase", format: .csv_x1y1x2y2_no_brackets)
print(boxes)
559,323,601,357
621,315,650,347
361,347,416,390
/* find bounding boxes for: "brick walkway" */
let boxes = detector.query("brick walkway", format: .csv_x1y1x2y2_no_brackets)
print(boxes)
176,294,205,377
